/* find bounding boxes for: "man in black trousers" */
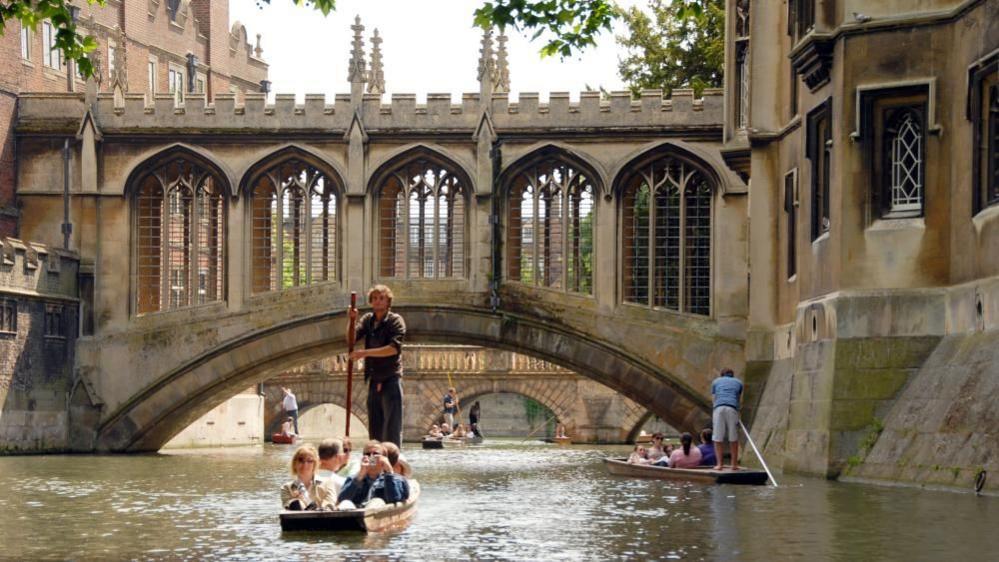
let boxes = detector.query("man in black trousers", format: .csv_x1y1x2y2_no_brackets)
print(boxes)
348,284,406,447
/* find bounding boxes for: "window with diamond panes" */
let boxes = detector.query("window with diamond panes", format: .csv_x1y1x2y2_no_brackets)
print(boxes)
378,158,466,279
507,159,594,294
885,108,924,214
134,157,226,315
622,155,713,315
249,159,340,292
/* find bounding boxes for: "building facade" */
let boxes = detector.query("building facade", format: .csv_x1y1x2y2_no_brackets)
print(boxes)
0,0,268,236
729,0,997,488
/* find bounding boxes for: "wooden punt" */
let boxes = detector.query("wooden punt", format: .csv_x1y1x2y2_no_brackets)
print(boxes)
553,436,572,446
271,433,298,444
604,458,769,485
421,437,466,449
280,481,420,533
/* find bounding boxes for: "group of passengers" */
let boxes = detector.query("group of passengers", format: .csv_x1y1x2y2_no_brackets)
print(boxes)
627,429,718,469
425,422,473,440
281,437,412,511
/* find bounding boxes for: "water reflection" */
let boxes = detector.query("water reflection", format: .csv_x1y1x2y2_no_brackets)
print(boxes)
0,442,995,560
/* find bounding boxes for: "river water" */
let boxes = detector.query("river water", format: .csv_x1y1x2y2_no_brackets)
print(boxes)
0,441,995,560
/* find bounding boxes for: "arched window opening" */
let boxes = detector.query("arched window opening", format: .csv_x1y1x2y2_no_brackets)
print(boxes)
507,159,594,294
622,155,713,316
886,108,923,214
377,158,466,279
249,158,341,292
133,157,226,315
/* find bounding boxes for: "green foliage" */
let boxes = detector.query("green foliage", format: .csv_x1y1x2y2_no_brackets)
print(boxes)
616,0,724,96
256,0,337,16
474,0,620,58
0,0,105,77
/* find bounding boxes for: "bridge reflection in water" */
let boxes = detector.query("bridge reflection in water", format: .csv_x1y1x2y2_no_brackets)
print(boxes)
0,443,994,560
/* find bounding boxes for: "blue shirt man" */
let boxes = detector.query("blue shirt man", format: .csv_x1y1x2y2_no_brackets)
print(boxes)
710,368,743,470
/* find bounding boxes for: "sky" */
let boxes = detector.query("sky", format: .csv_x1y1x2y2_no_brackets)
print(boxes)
229,0,644,102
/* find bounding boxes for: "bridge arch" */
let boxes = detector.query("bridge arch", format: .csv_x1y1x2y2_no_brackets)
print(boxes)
411,383,576,437
95,306,711,452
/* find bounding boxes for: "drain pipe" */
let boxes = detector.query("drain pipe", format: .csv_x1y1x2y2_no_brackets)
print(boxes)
62,138,73,250
489,139,503,312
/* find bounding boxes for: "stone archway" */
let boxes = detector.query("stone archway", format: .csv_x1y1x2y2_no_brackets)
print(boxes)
95,306,712,452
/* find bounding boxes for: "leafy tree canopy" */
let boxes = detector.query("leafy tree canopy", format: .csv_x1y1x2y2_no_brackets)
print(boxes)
1,0,624,79
615,0,723,96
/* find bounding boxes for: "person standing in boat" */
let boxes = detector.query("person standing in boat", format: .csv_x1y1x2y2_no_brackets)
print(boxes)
281,387,300,435
711,368,743,470
469,401,483,437
348,285,406,447
442,387,460,431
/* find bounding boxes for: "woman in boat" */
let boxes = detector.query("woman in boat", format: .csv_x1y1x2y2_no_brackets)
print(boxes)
627,444,652,465
646,433,667,462
698,428,717,467
427,424,444,439
280,416,297,438
668,432,703,469
452,423,467,439
281,445,335,511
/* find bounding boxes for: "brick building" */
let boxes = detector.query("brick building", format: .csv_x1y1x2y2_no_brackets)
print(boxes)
0,0,268,237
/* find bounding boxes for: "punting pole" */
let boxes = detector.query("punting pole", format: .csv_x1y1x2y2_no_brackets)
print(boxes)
740,420,778,487
344,292,357,437
521,411,560,442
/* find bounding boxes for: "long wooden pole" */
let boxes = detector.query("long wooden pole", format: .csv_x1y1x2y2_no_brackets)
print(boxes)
344,292,357,437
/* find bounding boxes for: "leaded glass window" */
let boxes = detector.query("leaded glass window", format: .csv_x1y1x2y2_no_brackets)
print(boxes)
507,159,594,294
134,157,226,315
378,158,466,279
622,155,713,315
249,159,340,292
886,109,924,213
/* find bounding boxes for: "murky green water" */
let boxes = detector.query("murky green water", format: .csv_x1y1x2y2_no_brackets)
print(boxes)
0,441,995,560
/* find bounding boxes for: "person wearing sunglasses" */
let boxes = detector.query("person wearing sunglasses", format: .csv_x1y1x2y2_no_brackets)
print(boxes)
281,445,335,511
336,441,408,508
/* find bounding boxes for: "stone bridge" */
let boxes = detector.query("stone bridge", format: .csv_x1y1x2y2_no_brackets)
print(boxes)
262,345,653,443
14,28,748,452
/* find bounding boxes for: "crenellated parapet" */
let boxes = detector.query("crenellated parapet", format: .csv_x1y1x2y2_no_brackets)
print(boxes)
0,238,79,301
17,88,723,135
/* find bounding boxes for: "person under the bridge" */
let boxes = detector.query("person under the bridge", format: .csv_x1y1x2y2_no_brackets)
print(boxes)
442,387,460,430
669,432,703,468
711,367,744,470
281,387,300,435
698,428,717,467
279,416,297,439
469,401,483,437
348,284,406,448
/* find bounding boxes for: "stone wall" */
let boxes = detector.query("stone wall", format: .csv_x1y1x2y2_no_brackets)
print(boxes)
0,238,85,453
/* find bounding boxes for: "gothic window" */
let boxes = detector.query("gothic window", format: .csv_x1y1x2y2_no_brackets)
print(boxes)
622,154,713,315
249,159,340,292
133,156,226,315
784,169,798,279
970,54,999,214
861,86,929,219
507,158,594,294
378,158,466,279
807,99,832,239
735,41,750,130
0,299,16,334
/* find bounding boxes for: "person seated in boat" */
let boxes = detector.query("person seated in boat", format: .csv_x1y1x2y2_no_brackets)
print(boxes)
452,423,467,439
698,428,717,467
337,441,408,509
440,422,452,436
279,416,297,438
317,438,350,493
383,441,413,479
555,423,567,439
627,444,652,465
646,433,668,462
335,436,360,479
427,424,444,439
281,445,335,511
668,432,703,469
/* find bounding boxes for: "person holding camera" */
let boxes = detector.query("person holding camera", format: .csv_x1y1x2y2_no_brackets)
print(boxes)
336,441,408,508
280,445,335,511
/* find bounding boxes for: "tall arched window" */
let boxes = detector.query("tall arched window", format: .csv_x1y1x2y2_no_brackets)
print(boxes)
134,156,226,315
507,158,594,294
377,157,466,279
248,158,341,292
621,154,713,315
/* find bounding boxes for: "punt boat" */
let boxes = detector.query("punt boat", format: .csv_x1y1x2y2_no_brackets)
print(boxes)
280,481,421,532
421,437,466,449
604,458,769,485
271,433,298,445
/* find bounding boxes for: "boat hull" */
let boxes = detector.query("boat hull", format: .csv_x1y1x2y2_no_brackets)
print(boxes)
280,481,420,532
271,434,297,444
604,458,769,485
421,438,465,449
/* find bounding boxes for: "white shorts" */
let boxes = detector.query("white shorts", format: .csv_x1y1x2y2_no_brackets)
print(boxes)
713,406,740,442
